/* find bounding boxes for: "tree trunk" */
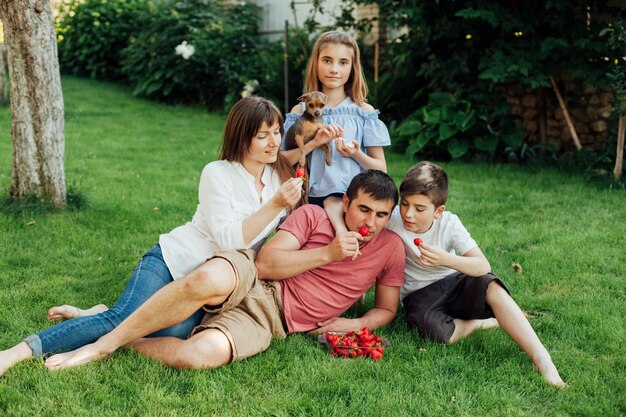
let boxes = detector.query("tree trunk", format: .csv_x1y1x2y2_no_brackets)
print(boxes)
0,0,66,207
0,44,6,102
614,113,625,181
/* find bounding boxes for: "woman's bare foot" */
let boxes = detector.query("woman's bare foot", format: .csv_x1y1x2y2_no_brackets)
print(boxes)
534,354,568,388
45,342,111,370
0,342,33,377
47,304,108,322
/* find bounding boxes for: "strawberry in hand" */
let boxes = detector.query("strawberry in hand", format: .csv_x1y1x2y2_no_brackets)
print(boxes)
413,238,423,246
358,226,369,237
295,167,305,178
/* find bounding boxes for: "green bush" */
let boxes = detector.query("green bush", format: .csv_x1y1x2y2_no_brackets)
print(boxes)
332,0,622,162
55,0,295,110
120,0,266,108
56,0,144,80
394,92,522,161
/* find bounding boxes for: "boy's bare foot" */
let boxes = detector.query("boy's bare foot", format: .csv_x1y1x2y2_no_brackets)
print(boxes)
0,343,33,377
45,342,111,370
448,318,499,343
47,304,108,322
478,317,499,330
534,354,568,388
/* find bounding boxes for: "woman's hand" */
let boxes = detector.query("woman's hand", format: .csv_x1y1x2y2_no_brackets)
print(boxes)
271,177,304,209
335,137,360,158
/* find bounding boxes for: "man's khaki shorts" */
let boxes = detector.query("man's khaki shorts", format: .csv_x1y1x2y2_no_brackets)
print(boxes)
190,249,288,362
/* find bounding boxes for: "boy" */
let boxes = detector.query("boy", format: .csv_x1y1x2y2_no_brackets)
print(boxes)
386,161,566,388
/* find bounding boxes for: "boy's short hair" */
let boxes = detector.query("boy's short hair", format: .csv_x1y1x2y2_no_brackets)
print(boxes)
400,162,448,207
346,170,398,206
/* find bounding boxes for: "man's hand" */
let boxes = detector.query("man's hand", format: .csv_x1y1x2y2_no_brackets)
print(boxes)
308,317,361,335
327,231,363,262
417,242,452,267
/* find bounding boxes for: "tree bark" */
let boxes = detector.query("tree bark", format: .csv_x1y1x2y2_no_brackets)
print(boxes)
0,44,6,102
614,113,624,181
0,0,66,207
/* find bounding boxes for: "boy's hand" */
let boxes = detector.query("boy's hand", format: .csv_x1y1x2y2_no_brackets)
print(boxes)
335,138,360,157
313,123,343,147
327,231,363,262
418,242,452,267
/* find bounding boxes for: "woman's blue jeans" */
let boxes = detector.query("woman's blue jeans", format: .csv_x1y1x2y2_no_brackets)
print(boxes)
24,244,205,358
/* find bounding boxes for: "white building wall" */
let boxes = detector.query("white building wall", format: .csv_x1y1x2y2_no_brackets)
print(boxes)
249,0,351,40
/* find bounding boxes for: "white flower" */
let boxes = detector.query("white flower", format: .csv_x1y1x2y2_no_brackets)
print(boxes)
175,41,195,60
240,79,259,98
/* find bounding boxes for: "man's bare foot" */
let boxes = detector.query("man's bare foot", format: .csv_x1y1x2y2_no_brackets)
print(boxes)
0,342,33,377
45,342,111,370
47,304,108,322
534,354,568,388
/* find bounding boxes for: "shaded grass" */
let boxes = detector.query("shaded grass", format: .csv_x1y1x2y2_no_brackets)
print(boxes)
0,77,625,416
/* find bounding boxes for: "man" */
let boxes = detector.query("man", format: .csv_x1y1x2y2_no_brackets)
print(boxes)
45,170,405,369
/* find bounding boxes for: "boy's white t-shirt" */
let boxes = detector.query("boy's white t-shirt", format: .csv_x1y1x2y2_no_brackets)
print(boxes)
386,207,478,299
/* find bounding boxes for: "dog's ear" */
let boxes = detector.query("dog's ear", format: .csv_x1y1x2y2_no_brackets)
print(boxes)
297,93,310,102
321,93,328,102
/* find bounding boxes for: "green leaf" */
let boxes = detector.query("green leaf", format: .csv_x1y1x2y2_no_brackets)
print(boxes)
416,131,433,149
423,108,441,124
475,135,499,152
404,141,421,158
501,130,523,148
439,123,458,141
397,120,423,137
428,92,456,106
455,8,499,27
453,110,476,131
448,138,469,158
439,106,454,122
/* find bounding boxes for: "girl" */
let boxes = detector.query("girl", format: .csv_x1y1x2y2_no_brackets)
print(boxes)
0,96,303,376
281,31,390,233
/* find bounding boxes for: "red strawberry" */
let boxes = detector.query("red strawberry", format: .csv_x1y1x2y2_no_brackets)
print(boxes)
295,167,305,178
370,350,383,360
413,237,423,247
358,226,369,237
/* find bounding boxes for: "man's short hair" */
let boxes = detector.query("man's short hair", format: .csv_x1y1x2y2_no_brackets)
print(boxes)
400,161,448,207
346,170,398,206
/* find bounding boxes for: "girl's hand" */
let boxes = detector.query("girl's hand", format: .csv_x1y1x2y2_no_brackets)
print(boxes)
335,138,360,157
271,177,303,209
313,123,344,148
418,242,452,267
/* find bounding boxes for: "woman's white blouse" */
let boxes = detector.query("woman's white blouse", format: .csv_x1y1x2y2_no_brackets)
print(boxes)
159,160,285,279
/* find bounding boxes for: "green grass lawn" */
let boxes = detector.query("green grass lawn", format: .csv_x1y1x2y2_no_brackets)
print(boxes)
0,76,625,416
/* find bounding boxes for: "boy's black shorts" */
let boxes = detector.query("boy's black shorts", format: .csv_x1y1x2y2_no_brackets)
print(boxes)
402,272,509,343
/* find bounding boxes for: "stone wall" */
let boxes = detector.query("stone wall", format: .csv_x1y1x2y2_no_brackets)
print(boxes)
505,80,614,151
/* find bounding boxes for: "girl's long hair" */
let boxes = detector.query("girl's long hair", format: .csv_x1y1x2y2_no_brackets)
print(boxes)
304,31,368,105
219,96,294,184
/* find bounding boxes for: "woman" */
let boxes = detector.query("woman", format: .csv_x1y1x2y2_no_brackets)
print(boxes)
0,96,304,376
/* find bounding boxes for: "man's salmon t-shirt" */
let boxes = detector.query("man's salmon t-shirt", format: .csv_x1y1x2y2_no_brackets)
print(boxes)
277,205,406,333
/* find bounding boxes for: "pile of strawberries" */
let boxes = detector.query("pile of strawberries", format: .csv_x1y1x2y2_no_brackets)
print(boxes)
324,327,385,360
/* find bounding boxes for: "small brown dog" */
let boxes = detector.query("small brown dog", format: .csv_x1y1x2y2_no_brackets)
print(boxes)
283,91,332,168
